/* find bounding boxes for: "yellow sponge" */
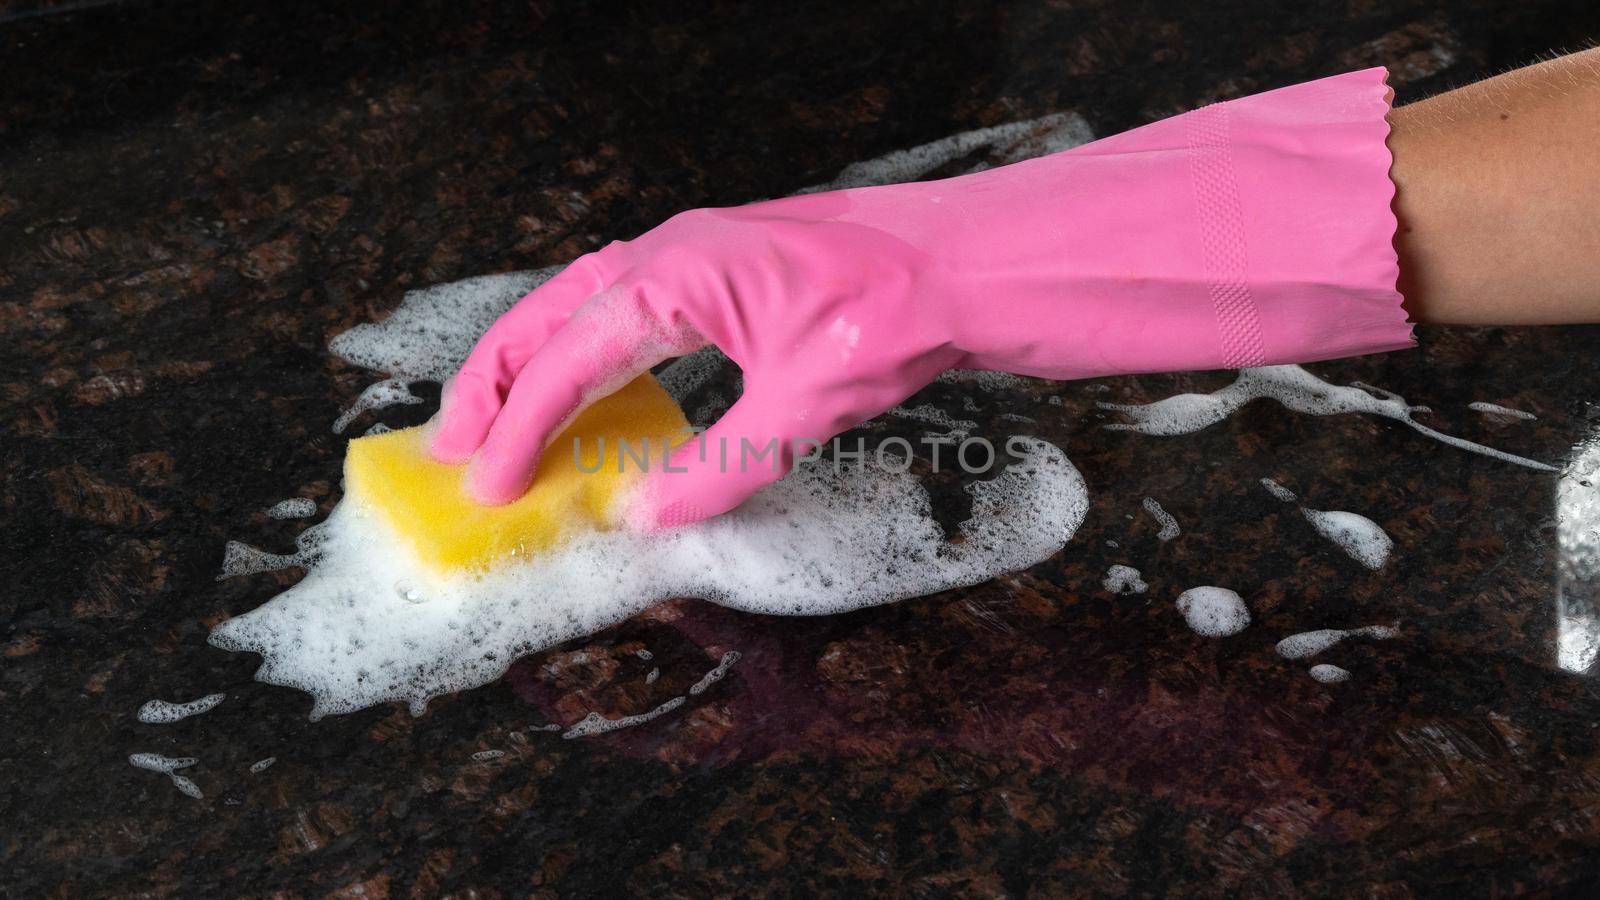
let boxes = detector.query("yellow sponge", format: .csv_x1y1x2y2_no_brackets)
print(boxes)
345,375,689,574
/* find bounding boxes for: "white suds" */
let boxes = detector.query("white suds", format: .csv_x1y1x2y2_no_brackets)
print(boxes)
635,649,653,661
1309,664,1351,683
266,497,317,520
1301,508,1393,570
1142,498,1180,541
1100,365,1557,472
645,667,660,684
129,753,203,800
937,369,1028,392
471,750,506,761
330,270,554,384
137,693,225,724
216,523,328,580
563,698,687,739
249,757,276,773
365,422,393,436
656,345,728,403
799,112,1094,194
213,437,1086,718
1257,478,1391,569
1275,625,1399,660
1260,478,1297,502
887,404,978,436
1470,401,1536,421
332,377,424,434
561,651,741,739
1103,565,1148,595
1174,587,1250,637
688,650,740,695
129,753,196,774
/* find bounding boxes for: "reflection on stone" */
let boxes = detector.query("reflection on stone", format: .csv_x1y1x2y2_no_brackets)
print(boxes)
1557,427,1600,673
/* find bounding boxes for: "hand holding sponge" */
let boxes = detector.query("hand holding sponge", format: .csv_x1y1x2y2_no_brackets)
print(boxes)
345,375,689,574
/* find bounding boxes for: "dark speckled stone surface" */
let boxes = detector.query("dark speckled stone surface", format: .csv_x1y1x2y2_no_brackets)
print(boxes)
7,0,1600,896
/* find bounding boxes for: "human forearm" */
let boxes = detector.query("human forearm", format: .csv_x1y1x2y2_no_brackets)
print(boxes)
1389,48,1600,325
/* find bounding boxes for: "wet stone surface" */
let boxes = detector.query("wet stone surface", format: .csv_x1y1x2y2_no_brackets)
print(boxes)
6,0,1600,895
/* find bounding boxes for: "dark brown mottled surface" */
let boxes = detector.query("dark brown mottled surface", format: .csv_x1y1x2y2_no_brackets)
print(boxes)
6,1,1600,896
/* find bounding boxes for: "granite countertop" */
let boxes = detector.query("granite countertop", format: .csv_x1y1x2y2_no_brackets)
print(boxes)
7,0,1600,895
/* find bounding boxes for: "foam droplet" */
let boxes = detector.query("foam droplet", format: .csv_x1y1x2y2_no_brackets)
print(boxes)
266,497,317,520
1142,498,1180,541
1309,663,1351,683
136,693,225,724
1260,478,1297,502
1469,401,1536,421
1103,565,1147,595
1302,508,1393,570
1275,624,1398,660
1174,587,1250,637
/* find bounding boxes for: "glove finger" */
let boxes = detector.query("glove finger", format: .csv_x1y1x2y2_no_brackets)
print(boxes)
630,385,821,529
467,287,701,505
430,257,606,463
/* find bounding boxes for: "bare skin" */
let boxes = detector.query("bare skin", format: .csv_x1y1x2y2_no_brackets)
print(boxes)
1390,47,1600,324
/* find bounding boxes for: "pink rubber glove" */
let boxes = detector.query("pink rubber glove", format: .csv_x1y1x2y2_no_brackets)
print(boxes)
432,68,1412,528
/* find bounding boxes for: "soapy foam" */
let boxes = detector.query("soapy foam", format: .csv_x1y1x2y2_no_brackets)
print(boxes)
1260,478,1297,502
249,757,276,773
1470,401,1536,421
1142,497,1180,541
1275,625,1399,660
565,697,686,738
799,112,1094,194
1100,365,1557,472
213,438,1085,718
887,403,978,437
1175,587,1250,637
1103,565,1148,595
562,651,740,739
1257,478,1392,569
471,750,506,761
266,498,317,520
1301,508,1392,570
137,692,225,724
129,753,203,800
1309,663,1351,683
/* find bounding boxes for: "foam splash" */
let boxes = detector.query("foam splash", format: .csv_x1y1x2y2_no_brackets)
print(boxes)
1309,663,1351,683
1275,625,1398,660
249,757,276,773
561,651,742,739
1100,365,1557,472
1470,401,1536,421
1175,587,1250,637
1142,497,1180,541
216,524,326,580
799,112,1095,194
1103,564,1148,595
266,498,317,520
137,692,225,724
1260,478,1297,502
887,403,978,437
1257,478,1392,569
213,438,1086,718
129,753,203,800
1301,508,1392,570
